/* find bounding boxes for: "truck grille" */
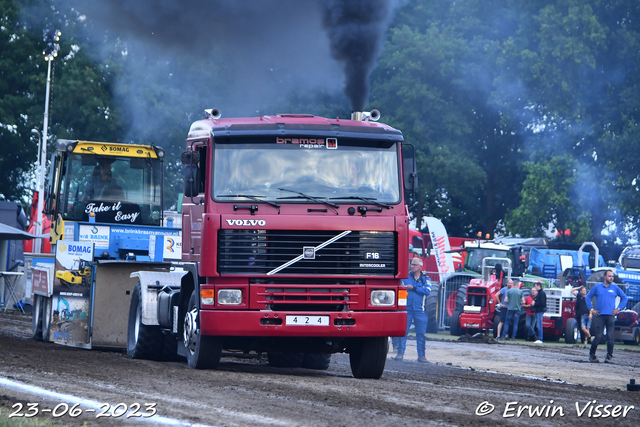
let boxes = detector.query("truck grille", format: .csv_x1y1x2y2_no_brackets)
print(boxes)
218,230,396,276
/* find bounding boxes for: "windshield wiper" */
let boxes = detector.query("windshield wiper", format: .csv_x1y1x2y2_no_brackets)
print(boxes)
329,196,391,209
217,194,281,212
276,188,340,210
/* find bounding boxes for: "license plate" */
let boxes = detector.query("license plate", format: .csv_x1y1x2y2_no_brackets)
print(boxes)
285,315,329,326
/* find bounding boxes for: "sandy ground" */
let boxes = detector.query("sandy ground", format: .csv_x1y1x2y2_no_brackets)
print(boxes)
0,311,639,426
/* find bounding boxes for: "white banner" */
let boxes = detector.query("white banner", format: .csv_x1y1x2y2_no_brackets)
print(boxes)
424,217,455,282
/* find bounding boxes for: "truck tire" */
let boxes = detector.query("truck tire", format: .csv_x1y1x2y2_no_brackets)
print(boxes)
492,314,499,338
449,310,462,336
349,337,388,379
302,353,331,370
627,328,640,346
455,285,468,312
425,282,440,333
127,283,164,360
516,288,531,339
564,317,578,344
267,352,304,368
632,302,640,315
41,296,52,342
184,290,222,369
31,295,43,340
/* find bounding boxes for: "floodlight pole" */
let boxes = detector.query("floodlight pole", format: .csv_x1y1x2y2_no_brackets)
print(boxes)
35,30,60,253
34,58,52,253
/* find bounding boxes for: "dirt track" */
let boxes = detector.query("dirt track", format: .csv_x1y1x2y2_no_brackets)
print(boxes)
1,311,639,426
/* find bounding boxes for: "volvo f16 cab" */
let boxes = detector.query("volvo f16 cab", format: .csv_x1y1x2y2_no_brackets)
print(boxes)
128,109,416,379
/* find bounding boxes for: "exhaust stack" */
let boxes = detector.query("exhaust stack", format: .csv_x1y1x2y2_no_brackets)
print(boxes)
351,109,380,122
205,108,222,119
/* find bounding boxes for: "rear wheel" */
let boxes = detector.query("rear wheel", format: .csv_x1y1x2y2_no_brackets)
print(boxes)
302,353,331,370
41,297,52,342
632,302,640,315
127,283,164,360
349,337,388,379
31,295,43,340
564,317,578,344
183,290,222,369
425,283,440,333
267,352,304,368
450,310,462,336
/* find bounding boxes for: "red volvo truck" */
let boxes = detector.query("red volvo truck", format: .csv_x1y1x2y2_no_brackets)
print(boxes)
127,109,415,379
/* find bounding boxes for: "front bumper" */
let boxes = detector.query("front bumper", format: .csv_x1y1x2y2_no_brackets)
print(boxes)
200,310,407,337
459,313,494,330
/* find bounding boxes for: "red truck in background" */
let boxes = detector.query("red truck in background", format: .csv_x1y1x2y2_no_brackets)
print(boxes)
127,109,415,379
409,228,471,281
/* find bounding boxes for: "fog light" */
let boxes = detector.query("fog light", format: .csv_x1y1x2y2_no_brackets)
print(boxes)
371,290,395,306
218,289,242,305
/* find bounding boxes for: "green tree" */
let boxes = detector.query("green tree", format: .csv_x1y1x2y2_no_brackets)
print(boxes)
502,0,640,245
0,0,125,208
371,0,525,237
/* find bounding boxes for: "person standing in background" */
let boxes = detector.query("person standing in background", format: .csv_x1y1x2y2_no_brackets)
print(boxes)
395,258,431,363
586,270,627,363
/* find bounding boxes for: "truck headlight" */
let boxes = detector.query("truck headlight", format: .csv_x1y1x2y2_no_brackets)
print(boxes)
371,290,395,306
218,289,242,305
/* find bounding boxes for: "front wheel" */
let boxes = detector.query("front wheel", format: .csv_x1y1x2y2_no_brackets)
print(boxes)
31,295,43,340
183,290,222,369
425,283,440,334
449,310,462,336
564,317,578,344
41,296,52,342
127,282,164,360
349,337,388,379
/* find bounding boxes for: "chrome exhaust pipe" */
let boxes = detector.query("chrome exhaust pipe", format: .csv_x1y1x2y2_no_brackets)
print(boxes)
204,108,222,119
351,109,380,122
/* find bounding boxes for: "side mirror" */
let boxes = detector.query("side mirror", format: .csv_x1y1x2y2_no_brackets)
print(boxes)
183,165,200,197
403,158,418,191
181,151,199,165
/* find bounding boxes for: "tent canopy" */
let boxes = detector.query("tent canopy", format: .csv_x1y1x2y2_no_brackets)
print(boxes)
0,222,41,240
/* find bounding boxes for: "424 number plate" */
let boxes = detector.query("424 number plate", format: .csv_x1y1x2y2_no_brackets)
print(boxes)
285,315,329,326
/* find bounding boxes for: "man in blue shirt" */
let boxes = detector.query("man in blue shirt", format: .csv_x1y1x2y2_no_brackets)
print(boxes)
586,270,628,363
494,280,511,339
395,258,431,363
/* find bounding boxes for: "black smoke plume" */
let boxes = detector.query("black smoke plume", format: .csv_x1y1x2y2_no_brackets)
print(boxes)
322,0,396,111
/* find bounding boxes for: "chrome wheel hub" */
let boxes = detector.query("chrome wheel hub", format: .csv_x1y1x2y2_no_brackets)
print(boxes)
183,307,198,355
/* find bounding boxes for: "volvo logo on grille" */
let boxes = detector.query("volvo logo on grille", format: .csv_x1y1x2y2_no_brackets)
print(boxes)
303,247,315,259
225,219,266,226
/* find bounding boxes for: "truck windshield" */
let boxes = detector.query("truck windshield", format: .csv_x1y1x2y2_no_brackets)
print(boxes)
58,154,163,225
212,141,401,203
